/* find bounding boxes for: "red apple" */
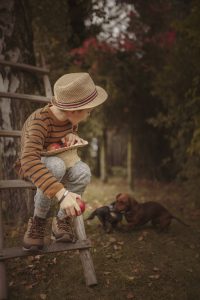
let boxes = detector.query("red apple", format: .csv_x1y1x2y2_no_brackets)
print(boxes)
76,198,86,215
47,143,62,151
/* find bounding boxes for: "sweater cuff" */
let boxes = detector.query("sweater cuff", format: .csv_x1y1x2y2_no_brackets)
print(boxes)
44,182,64,199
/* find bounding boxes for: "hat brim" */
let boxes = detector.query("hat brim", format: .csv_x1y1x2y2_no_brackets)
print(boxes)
41,141,88,156
51,85,107,111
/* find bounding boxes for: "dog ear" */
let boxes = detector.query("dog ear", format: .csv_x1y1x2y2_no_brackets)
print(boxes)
116,193,122,200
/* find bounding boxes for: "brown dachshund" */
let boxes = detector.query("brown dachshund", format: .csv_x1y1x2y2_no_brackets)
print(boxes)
114,193,189,231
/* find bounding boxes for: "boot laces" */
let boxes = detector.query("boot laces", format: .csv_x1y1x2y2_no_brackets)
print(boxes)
57,217,74,235
28,217,45,239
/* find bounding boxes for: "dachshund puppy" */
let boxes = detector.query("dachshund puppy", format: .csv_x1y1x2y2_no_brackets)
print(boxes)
114,193,189,231
85,202,123,233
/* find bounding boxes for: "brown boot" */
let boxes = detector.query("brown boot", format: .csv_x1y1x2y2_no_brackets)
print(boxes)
51,217,76,243
23,216,46,251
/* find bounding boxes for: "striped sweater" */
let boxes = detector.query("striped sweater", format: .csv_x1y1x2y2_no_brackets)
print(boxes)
17,103,77,199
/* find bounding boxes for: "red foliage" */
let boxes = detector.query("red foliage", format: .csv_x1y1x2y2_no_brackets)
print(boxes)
165,31,176,47
69,37,120,66
146,30,176,49
120,38,135,51
70,37,116,58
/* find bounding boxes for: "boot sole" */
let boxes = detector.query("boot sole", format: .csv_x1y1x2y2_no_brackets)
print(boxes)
22,245,44,252
51,233,76,243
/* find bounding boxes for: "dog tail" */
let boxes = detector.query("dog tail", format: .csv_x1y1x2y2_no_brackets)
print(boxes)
172,215,190,227
85,210,97,221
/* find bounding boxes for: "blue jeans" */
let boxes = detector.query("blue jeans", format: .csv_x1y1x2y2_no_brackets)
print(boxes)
33,157,91,219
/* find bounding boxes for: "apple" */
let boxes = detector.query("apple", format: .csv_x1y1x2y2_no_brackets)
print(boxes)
47,143,62,151
76,198,86,215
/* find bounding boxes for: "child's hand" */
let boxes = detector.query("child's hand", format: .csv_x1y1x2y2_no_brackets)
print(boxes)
61,133,86,147
59,191,82,217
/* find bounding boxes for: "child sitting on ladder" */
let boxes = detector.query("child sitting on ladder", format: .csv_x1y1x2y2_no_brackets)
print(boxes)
15,73,108,251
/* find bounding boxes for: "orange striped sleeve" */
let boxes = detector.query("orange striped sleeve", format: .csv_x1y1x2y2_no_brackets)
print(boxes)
20,118,64,199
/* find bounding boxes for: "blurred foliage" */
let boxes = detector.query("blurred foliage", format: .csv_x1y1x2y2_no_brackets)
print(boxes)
29,0,94,81
25,0,200,203
149,1,200,189
68,0,200,196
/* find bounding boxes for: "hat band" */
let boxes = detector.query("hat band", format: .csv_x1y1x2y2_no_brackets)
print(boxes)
55,89,98,109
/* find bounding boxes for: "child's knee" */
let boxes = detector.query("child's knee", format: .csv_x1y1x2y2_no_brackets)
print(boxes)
41,156,66,180
69,161,91,186
79,162,91,186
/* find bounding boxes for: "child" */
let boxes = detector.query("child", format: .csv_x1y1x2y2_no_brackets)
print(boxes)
16,72,108,251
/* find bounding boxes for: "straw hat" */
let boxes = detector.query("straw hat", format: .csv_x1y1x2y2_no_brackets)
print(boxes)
51,73,108,111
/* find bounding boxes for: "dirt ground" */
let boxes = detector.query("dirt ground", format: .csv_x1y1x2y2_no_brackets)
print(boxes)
4,177,200,300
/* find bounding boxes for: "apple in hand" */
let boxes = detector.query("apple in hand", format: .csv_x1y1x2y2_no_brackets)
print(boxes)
76,198,86,215
47,143,62,151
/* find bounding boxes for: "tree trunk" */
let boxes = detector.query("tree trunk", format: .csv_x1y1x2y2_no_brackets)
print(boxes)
0,0,38,222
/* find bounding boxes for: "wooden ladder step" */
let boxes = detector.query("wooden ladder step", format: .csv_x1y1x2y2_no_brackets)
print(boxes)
0,239,91,261
0,180,35,190
0,92,50,103
0,130,21,137
0,59,49,74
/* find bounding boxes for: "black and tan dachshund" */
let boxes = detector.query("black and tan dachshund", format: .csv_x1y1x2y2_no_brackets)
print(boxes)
85,201,123,233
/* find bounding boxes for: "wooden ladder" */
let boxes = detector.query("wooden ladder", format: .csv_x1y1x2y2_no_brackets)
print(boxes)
0,59,97,299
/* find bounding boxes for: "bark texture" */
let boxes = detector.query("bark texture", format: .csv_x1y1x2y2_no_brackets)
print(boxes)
0,0,38,222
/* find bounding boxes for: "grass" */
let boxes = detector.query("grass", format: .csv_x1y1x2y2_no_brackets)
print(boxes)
4,177,200,300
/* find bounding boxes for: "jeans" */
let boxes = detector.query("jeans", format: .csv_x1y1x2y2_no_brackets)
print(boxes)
33,156,91,219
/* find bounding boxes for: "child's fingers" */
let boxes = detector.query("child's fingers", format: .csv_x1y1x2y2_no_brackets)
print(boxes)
68,136,76,146
61,137,67,144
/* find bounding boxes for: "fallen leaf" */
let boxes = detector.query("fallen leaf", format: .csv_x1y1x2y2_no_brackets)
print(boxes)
25,284,33,290
27,256,34,262
186,269,193,273
117,241,124,245
132,267,139,273
149,274,160,280
53,257,57,264
127,276,135,281
103,272,111,275
113,245,118,250
106,279,110,285
109,237,117,243
9,281,14,287
35,255,42,260
40,294,47,300
126,291,135,299
138,236,144,241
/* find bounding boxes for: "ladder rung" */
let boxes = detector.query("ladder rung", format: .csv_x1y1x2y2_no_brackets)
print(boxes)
0,60,49,74
0,180,35,190
0,130,21,137
0,239,92,261
0,92,50,103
